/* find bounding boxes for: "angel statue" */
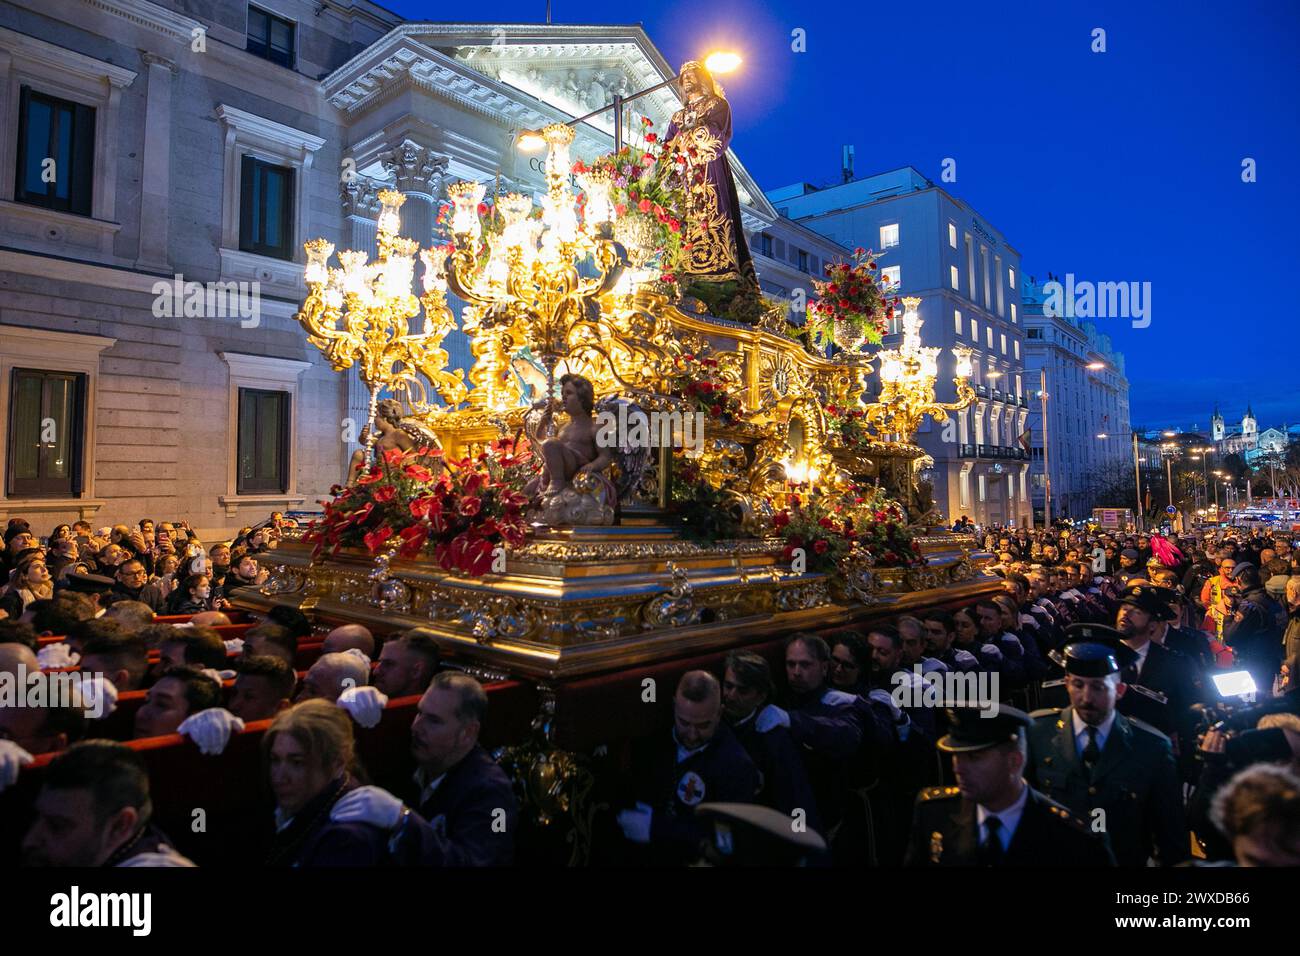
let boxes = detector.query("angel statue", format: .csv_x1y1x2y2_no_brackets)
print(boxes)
523,373,621,526
346,398,441,485
662,60,764,323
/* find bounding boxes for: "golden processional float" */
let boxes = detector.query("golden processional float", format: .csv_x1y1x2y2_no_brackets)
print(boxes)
232,71,1000,837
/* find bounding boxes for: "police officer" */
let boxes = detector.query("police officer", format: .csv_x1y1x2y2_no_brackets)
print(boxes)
618,670,760,865
1115,585,1206,757
1026,634,1190,866
905,706,1114,866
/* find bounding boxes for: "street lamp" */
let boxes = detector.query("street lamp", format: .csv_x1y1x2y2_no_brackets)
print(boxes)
515,50,743,155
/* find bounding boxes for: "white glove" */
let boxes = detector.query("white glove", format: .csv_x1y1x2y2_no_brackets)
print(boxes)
616,802,654,843
37,642,80,670
330,785,404,830
223,638,245,655
0,740,34,792
868,687,903,722
76,673,119,719
980,643,1005,663
755,704,790,732
177,708,245,755
337,685,388,728
200,668,227,686
342,647,372,668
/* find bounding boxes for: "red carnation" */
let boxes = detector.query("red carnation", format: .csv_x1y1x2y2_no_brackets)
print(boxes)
813,540,830,555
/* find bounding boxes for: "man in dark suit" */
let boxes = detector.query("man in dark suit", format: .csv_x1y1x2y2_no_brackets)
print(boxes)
906,706,1114,866
617,670,761,864
329,671,519,866
1115,585,1206,762
1027,635,1189,867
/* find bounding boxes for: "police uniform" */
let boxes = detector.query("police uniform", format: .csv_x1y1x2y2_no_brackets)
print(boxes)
905,707,1114,867
729,710,823,836
1113,587,1201,740
1025,639,1189,867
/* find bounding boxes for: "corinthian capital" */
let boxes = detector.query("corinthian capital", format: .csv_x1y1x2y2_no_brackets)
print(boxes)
379,139,450,198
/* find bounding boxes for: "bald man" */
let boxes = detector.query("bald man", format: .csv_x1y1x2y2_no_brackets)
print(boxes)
297,651,371,704
189,611,232,629
618,670,760,864
322,624,375,658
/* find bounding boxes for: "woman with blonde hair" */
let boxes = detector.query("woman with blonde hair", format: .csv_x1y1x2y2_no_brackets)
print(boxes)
263,700,388,866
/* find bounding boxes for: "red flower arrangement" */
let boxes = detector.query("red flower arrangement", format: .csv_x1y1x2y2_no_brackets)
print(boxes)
303,438,536,577
667,352,743,426
806,247,899,351
824,402,871,451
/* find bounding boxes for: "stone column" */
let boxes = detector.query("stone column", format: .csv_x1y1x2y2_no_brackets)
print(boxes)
135,53,177,273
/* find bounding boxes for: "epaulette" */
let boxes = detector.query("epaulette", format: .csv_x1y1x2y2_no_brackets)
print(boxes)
1124,714,1172,744
1044,800,1092,832
1028,707,1062,720
918,786,960,802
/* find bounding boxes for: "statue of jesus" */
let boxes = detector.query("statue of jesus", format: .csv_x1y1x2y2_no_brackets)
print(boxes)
663,60,764,322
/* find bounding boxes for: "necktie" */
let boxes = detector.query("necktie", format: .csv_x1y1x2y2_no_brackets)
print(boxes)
1082,725,1101,776
979,816,1005,866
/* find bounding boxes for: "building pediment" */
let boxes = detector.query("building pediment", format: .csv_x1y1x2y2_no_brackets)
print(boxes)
321,22,777,222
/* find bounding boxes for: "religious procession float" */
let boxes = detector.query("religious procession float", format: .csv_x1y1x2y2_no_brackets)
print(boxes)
232,59,999,851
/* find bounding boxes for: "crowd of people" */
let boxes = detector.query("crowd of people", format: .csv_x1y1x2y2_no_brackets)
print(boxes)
2,512,1299,867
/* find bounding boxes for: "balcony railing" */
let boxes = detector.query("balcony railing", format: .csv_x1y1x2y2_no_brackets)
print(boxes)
970,444,1028,461
975,384,988,398
992,388,1003,403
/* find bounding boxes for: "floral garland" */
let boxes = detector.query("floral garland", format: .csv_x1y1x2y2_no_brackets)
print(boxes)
807,247,900,351
304,439,536,576
847,487,926,569
670,456,745,544
771,493,857,574
823,402,872,451
666,352,743,426
770,487,924,573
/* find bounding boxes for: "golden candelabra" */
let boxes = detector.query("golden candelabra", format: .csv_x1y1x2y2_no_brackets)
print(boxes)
864,296,975,441
295,189,467,462
443,124,629,410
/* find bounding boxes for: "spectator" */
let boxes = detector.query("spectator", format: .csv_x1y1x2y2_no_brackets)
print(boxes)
1,553,53,613
107,559,151,608
28,590,98,637
1210,763,1300,866
167,573,214,615
22,741,194,866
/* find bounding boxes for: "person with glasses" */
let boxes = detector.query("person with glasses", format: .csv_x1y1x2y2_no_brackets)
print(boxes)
1200,556,1240,641
827,633,870,696
106,559,166,613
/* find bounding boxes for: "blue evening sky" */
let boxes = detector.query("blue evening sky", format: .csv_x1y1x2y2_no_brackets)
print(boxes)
386,0,1300,433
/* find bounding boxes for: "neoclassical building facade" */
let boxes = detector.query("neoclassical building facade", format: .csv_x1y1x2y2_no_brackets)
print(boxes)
0,1,847,536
